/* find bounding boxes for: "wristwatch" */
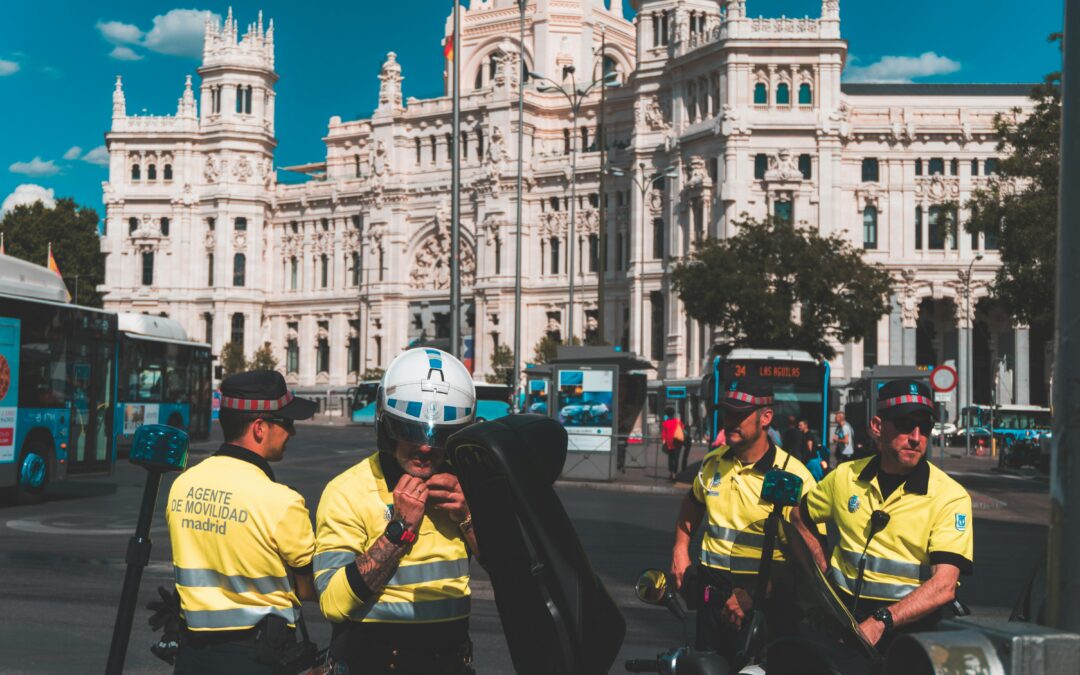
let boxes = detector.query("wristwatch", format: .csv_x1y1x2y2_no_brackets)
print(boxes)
384,518,417,547
872,607,894,633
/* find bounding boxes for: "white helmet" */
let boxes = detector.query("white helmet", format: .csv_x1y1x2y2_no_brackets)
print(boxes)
376,347,476,452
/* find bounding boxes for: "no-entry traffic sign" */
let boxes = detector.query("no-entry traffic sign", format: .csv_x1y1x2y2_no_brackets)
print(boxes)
930,364,959,393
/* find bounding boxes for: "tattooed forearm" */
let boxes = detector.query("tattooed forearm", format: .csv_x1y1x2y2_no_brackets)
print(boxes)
354,535,407,593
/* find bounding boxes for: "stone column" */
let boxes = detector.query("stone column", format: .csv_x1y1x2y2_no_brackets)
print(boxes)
888,293,903,365
299,315,317,387
955,299,973,417
329,313,347,387
1015,324,1031,405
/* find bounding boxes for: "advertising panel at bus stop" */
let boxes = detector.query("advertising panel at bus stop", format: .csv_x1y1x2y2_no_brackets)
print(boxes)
0,318,19,463
552,364,620,481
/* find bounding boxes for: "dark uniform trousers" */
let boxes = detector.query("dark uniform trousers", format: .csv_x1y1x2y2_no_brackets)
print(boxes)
693,564,801,661
328,622,475,675
174,632,273,675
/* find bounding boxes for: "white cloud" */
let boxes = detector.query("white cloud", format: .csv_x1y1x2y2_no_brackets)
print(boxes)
63,146,83,160
81,146,110,167
2,184,56,216
97,10,220,61
844,52,961,84
109,45,143,61
143,9,217,58
96,20,143,45
9,157,60,177
0,59,19,76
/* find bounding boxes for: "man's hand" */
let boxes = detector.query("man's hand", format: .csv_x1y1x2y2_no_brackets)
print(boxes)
392,475,428,531
670,548,692,591
858,617,886,646
426,473,470,524
721,588,753,630
146,585,181,665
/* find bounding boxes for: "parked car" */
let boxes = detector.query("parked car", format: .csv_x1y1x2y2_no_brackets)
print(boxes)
931,422,957,440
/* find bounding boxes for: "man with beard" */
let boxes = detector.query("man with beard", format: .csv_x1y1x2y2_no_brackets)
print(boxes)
670,377,817,659
314,348,479,674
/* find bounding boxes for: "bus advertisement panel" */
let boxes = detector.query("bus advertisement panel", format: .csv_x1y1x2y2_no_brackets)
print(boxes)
0,317,19,464
556,368,616,453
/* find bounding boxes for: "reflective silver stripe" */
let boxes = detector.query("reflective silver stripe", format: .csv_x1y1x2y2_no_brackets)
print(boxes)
388,559,470,587
353,595,471,622
313,551,357,595
174,567,292,596
826,566,919,601
183,605,299,630
699,550,762,573
704,525,765,548
836,549,930,582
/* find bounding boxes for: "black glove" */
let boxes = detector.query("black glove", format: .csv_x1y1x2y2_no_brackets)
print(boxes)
147,585,182,665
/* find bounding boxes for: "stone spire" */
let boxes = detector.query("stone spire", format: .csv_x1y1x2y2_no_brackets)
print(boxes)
821,0,840,20
377,52,404,114
726,0,747,19
178,75,197,118
112,75,126,119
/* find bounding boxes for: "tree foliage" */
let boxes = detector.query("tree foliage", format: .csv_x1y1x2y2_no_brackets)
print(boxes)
248,342,279,372
672,216,892,360
964,44,1061,333
360,367,385,382
485,344,515,385
220,341,247,377
1,198,104,307
531,334,581,365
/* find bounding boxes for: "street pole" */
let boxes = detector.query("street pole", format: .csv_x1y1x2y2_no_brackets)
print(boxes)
597,28,607,345
1048,0,1080,632
513,0,526,408
637,163,647,355
568,67,578,345
450,0,462,358
964,254,982,455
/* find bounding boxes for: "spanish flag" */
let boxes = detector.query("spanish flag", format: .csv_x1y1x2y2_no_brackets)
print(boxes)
444,34,454,62
47,242,62,278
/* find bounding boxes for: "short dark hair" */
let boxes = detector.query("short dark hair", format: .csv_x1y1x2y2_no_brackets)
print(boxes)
665,407,675,417
219,408,264,442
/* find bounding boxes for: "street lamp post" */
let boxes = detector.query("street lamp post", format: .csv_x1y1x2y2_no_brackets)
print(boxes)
610,163,677,357
512,0,526,409
528,66,618,344
964,253,984,456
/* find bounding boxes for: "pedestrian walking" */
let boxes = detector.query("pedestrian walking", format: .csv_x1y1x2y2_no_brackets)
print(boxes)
832,411,855,465
165,370,319,673
792,379,973,650
314,348,479,674
661,407,686,481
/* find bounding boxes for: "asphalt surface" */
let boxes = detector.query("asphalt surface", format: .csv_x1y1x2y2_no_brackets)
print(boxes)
0,423,1050,673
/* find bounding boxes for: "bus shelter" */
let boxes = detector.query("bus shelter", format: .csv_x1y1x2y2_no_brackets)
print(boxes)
844,365,933,457
523,346,651,481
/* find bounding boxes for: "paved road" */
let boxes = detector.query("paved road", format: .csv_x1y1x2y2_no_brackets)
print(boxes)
0,423,1049,673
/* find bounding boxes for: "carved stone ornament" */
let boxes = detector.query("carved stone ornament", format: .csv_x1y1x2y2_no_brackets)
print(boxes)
481,214,503,245
204,155,220,183
378,52,404,110
765,150,803,182
539,212,567,238
636,95,670,131
717,103,746,136
366,221,387,245
914,175,960,202
409,215,476,290
686,156,710,189
896,269,927,329
233,232,248,250
648,187,664,214
233,156,253,183
204,232,216,250
856,184,883,211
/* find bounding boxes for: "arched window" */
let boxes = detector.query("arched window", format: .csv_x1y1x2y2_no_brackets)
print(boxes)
163,164,173,181
160,217,170,236
549,237,560,274
476,127,484,160
588,234,599,273
862,158,880,183
460,131,468,160
141,252,154,286
128,217,138,234
652,218,665,259
245,86,252,114
564,128,571,155
863,206,878,250
798,83,813,105
320,254,329,288
929,157,945,176
474,68,484,91
131,164,141,181
290,257,298,290
208,253,214,286
234,217,247,231
798,154,812,180
147,164,157,181
354,155,362,178
207,217,216,231
754,153,768,180
776,83,790,106
231,313,245,347
233,253,246,287
416,137,422,165
915,159,924,176
581,127,590,152
549,196,560,211
351,252,361,286
754,82,768,105
321,218,329,231
286,335,299,374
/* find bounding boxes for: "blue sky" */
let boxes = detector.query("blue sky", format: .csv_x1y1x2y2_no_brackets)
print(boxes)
0,0,1063,222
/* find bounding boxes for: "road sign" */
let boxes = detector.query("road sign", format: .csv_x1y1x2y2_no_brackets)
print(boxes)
936,392,953,402
931,364,959,393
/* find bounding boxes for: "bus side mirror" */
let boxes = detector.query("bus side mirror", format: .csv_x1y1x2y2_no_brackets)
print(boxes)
829,389,841,414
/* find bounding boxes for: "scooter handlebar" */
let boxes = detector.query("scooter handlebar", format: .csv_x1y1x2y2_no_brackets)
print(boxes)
625,659,660,672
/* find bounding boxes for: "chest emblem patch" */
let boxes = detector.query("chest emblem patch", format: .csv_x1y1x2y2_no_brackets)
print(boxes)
955,514,967,532
847,495,861,513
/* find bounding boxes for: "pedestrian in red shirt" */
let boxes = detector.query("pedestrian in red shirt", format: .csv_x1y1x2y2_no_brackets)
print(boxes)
661,407,685,481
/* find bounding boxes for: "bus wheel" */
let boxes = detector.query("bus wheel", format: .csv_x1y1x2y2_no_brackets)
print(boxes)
16,443,50,504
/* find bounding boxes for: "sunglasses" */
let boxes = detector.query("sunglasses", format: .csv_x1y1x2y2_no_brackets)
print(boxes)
259,416,295,433
889,415,933,437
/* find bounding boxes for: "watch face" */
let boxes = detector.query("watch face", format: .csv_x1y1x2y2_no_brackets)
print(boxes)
386,519,404,541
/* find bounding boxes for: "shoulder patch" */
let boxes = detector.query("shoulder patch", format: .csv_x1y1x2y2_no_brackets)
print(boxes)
847,495,861,513
955,513,968,532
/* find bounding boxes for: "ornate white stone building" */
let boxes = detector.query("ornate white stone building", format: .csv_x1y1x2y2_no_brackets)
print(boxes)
99,1,1044,410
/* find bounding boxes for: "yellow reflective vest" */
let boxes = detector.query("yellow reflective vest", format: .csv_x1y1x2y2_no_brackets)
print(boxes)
166,446,315,631
692,444,816,576
804,455,974,603
314,453,471,624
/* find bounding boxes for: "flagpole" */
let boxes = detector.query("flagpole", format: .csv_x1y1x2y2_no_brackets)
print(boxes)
450,0,462,359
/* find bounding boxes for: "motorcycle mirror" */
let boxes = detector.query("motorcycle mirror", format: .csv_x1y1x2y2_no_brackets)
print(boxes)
634,569,669,606
760,469,803,508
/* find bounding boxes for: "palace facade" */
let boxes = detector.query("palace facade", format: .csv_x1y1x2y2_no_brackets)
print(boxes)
99,1,1044,413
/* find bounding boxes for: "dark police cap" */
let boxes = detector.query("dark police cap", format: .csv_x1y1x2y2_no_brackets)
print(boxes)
219,370,317,420
718,376,775,412
876,379,934,420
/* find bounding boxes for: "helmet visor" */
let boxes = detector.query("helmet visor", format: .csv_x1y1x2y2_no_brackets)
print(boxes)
380,411,459,449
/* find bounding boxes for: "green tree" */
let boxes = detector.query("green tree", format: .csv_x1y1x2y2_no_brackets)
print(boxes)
248,342,279,372
220,341,247,377
360,367,385,382
964,43,1061,333
485,344,515,385
1,197,105,306
532,333,583,365
672,216,892,360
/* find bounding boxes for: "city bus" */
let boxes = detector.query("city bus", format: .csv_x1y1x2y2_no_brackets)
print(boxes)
350,380,380,425
958,404,1052,446
0,254,118,501
704,349,832,451
115,312,213,453
350,379,513,425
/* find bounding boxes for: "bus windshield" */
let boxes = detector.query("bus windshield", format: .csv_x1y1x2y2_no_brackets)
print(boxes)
963,406,1051,432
